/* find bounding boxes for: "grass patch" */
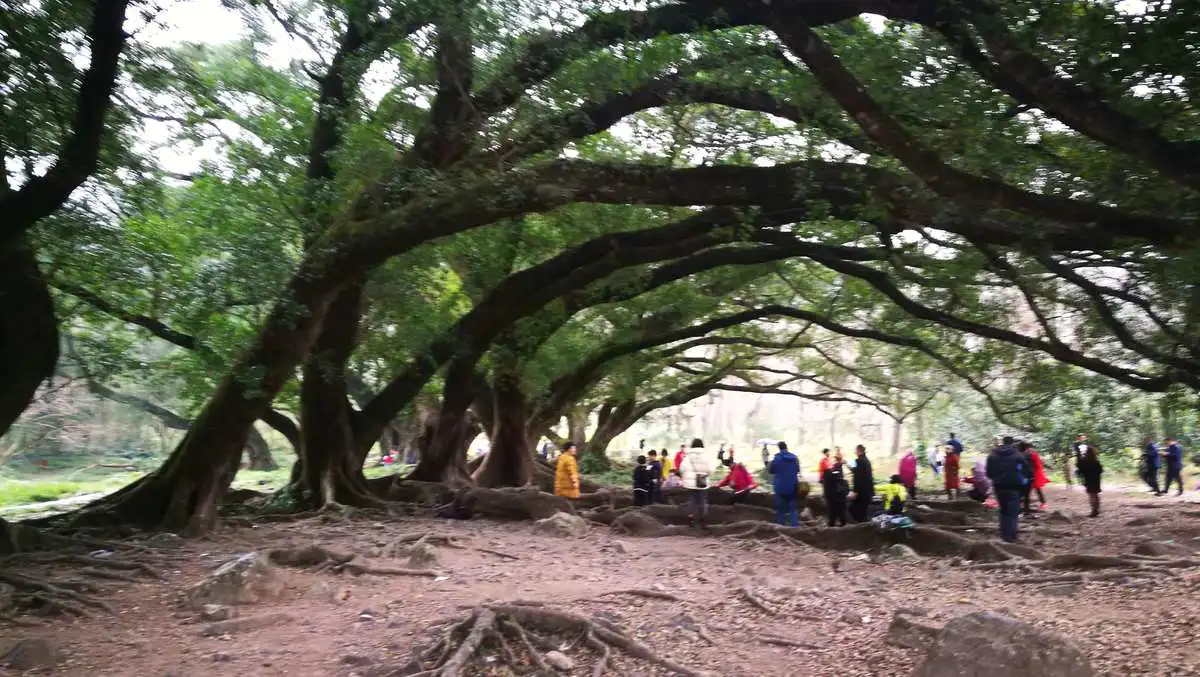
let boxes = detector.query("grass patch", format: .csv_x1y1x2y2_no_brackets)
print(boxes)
0,480,85,507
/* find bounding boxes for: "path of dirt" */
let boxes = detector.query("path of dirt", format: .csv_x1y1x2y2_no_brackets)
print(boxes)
2,486,1200,676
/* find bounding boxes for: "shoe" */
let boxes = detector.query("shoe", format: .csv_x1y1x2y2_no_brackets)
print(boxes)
1038,503,1048,511
1089,512,1099,518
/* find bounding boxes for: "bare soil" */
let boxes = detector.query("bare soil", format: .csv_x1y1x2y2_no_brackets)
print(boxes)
3,485,1200,677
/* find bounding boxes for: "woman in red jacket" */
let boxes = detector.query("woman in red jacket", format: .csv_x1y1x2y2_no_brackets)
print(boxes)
1020,441,1050,512
716,458,759,504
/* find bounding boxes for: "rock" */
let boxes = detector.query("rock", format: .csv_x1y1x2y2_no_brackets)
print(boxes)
186,552,285,608
1124,515,1159,527
147,532,184,547
914,611,1094,677
3,639,59,670
406,542,439,569
0,582,14,611
612,541,630,554
544,650,575,670
200,604,236,622
883,544,920,561
339,652,376,666
886,612,941,649
839,610,864,625
1132,540,1191,557
1043,511,1077,526
1039,583,1081,598
200,612,295,637
533,512,589,538
210,652,232,662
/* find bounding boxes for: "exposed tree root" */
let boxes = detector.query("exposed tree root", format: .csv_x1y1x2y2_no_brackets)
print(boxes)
736,586,822,621
0,569,116,616
760,633,821,650
267,544,440,578
406,603,714,677
596,588,680,602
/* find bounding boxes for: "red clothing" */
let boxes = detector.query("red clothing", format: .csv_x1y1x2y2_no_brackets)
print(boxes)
717,463,758,492
1030,450,1049,489
944,452,960,489
674,450,686,471
898,452,918,486
818,456,831,481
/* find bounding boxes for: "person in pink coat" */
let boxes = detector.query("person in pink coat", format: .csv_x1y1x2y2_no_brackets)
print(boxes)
898,448,919,500
1019,441,1050,513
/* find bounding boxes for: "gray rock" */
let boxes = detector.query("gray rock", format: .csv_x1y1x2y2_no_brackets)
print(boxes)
914,612,1094,677
886,612,941,649
612,541,630,554
339,652,376,666
406,542,439,569
883,544,920,561
0,582,14,610
186,552,285,608
533,512,589,538
544,650,575,670
839,610,864,625
1043,511,1077,526
3,638,59,671
210,652,232,663
200,604,236,622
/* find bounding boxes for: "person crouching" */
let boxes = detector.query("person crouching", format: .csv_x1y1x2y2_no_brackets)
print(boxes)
881,474,908,515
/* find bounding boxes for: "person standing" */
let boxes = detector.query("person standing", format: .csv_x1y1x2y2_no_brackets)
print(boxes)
821,450,849,526
716,456,758,504
680,438,712,530
632,455,655,506
946,433,964,456
1016,441,1043,514
1077,446,1104,517
1141,437,1162,495
986,436,1028,543
768,441,801,526
1163,437,1185,496
898,447,918,500
848,445,875,522
674,444,687,472
943,444,961,500
817,448,832,482
927,444,943,478
554,443,581,499
1027,443,1049,510
646,450,665,503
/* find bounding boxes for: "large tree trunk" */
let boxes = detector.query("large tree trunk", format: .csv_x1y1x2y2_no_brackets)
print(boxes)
243,426,279,471
406,358,481,485
473,370,535,487
566,407,588,447
290,282,380,509
0,240,58,439
67,268,340,535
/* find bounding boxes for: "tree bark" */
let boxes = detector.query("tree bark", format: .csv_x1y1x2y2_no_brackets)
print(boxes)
566,407,588,448
0,240,59,440
473,367,535,488
406,358,480,485
290,281,380,508
243,426,278,471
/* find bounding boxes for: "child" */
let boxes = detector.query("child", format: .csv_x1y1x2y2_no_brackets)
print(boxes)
632,455,655,506
663,470,683,489
647,450,664,503
1077,446,1104,517
881,474,908,515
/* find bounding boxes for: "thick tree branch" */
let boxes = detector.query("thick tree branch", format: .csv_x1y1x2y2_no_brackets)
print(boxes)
0,0,130,244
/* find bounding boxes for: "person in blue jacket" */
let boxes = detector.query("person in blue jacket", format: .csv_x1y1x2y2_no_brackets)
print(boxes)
768,441,801,527
1142,437,1162,495
946,432,964,456
1163,437,1185,496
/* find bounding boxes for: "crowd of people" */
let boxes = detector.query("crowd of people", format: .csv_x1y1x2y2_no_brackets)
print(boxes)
549,431,1188,544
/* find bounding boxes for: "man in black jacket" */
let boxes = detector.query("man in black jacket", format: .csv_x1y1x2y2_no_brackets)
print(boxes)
987,436,1028,543
848,444,875,522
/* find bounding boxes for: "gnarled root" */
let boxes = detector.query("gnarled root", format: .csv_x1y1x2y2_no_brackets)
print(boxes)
267,544,440,578
405,603,714,677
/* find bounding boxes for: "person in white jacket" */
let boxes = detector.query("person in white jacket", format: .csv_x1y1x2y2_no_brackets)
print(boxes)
681,438,713,530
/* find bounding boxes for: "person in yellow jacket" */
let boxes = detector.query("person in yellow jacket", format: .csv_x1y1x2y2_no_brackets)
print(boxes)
881,474,908,515
554,443,581,499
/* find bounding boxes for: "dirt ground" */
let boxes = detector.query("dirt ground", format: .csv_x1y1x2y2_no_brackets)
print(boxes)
3,484,1200,677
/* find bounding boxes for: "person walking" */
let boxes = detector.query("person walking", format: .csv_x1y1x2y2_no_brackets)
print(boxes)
680,438,713,530
848,445,875,522
716,456,759,505
768,441,801,526
1077,446,1104,517
1027,443,1049,510
554,443,581,499
1016,441,1047,514
898,447,918,500
1163,437,1185,496
821,450,849,526
986,436,1028,543
1140,437,1162,495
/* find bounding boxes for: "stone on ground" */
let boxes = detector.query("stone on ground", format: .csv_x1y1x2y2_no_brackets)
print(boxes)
914,611,1094,677
544,650,574,670
406,542,439,569
3,638,60,671
1043,511,1077,526
199,604,237,621
533,512,589,538
885,612,940,649
186,552,285,607
882,543,919,561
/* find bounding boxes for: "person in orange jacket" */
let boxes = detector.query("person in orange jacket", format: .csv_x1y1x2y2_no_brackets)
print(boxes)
554,443,580,499
715,457,759,504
